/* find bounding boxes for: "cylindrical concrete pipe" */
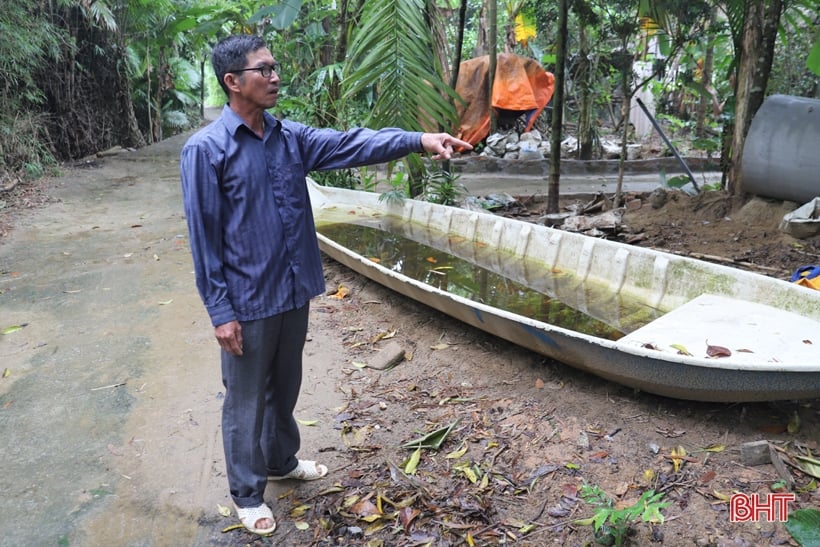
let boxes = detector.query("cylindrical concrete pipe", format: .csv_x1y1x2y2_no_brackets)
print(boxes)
742,94,820,204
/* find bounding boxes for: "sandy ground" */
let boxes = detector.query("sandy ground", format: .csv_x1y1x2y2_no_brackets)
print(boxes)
0,130,818,547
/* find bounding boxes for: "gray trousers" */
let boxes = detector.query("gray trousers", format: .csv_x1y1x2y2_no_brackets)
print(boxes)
220,304,309,507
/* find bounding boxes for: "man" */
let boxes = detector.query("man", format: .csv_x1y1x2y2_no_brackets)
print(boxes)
180,34,472,536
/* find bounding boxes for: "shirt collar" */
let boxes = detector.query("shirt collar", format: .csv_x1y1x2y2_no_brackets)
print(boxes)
221,104,279,138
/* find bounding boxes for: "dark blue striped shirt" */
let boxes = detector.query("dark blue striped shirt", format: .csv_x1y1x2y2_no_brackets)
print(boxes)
180,105,423,326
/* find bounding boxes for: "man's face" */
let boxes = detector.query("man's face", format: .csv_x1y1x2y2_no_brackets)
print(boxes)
229,47,280,110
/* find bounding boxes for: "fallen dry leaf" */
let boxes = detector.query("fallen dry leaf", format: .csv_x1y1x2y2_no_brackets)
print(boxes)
711,490,731,502
290,504,311,517
351,498,380,518
399,507,420,532
705,341,731,357
670,445,687,473
330,285,350,299
371,329,396,343
445,442,468,459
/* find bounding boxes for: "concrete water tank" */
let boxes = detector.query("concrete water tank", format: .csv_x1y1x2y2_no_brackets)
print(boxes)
742,94,820,204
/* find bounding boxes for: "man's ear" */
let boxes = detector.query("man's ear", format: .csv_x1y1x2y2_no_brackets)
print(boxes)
224,72,242,94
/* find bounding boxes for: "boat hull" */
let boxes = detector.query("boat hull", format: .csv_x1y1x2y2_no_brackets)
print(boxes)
309,180,820,402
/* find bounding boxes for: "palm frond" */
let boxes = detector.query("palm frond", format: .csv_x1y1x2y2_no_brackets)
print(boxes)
343,0,459,132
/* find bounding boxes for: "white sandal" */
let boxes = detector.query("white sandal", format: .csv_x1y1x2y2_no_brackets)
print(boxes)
268,459,328,481
233,502,276,535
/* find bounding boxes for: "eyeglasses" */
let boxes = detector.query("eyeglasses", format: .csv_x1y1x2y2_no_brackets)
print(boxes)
232,62,281,78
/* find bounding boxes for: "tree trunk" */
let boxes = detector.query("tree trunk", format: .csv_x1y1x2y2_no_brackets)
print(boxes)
695,6,715,138
430,2,454,87
449,0,468,92
200,58,205,120
115,43,146,149
488,0,498,135
614,42,633,208
547,0,568,213
151,46,173,143
727,0,783,196
473,4,487,56
577,24,594,160
504,21,517,53
146,45,153,144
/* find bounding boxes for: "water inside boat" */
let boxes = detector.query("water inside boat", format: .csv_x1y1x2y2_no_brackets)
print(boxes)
317,218,664,340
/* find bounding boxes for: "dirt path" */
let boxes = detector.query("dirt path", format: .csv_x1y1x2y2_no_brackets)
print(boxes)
0,134,342,544
0,132,817,546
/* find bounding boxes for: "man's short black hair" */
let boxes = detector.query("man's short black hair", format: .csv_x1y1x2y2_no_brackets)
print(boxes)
212,34,268,96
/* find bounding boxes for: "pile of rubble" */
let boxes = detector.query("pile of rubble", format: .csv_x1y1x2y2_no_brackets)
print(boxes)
479,129,643,161
459,189,630,238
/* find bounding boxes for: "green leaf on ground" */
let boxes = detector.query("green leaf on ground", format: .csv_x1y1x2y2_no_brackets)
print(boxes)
404,447,421,475
2,323,28,335
785,508,820,547
402,419,459,450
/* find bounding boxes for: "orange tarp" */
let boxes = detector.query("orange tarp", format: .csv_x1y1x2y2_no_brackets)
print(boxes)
454,53,555,146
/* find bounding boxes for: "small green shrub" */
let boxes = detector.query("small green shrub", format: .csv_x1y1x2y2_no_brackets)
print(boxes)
576,483,670,546
421,169,463,206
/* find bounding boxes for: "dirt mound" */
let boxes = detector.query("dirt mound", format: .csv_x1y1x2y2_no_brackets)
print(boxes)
618,189,819,279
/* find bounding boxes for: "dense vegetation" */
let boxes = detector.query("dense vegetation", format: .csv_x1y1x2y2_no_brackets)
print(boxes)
0,0,817,197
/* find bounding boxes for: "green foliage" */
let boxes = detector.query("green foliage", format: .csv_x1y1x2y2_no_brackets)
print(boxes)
0,113,57,181
768,1,820,96
422,169,464,206
576,483,670,547
692,135,720,158
343,0,459,133
0,3,65,179
0,4,67,105
809,39,820,76
378,171,410,206
311,169,361,190
312,165,377,192
785,508,820,547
